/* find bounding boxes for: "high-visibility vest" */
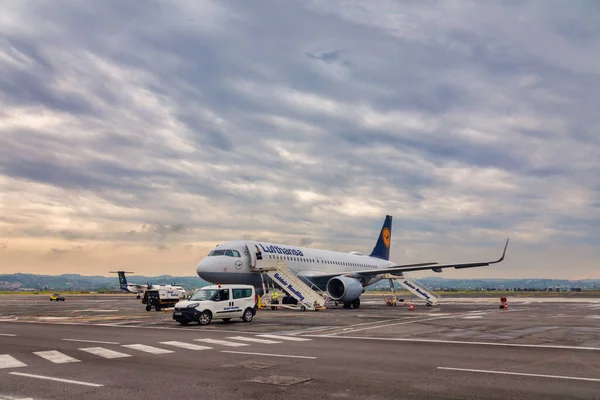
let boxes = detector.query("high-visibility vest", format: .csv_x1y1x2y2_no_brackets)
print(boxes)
272,292,278,300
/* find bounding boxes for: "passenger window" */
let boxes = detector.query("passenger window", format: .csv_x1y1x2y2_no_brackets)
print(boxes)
214,289,229,301
233,289,252,299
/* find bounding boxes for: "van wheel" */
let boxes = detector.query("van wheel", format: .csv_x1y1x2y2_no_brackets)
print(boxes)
198,311,212,325
145,305,152,311
242,308,254,322
300,306,306,312
222,318,231,323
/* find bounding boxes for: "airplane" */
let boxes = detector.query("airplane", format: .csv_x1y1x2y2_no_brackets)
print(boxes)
195,215,509,308
110,271,187,299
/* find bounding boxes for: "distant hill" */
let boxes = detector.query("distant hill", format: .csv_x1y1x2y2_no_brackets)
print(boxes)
1,273,598,292
0,273,209,292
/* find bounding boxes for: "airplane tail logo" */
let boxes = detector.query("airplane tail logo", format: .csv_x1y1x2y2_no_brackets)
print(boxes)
382,227,391,248
369,215,392,260
109,271,132,287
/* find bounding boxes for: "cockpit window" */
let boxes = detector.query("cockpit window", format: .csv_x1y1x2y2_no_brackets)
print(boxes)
209,249,241,257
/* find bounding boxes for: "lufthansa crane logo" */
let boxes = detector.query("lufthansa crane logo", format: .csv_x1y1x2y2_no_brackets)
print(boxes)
235,260,243,270
382,227,391,248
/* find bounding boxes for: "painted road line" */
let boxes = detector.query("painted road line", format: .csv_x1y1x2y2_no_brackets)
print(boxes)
34,351,80,364
257,334,312,342
221,351,316,359
9,372,103,387
194,339,249,347
79,347,132,359
226,336,281,344
159,341,212,351
304,335,600,352
0,334,16,337
122,344,174,354
332,314,482,335
63,338,120,345
0,355,27,369
437,367,600,382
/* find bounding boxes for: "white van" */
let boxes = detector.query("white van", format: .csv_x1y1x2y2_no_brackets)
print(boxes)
172,284,256,325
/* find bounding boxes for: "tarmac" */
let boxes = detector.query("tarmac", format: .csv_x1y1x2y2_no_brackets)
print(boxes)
1,293,600,399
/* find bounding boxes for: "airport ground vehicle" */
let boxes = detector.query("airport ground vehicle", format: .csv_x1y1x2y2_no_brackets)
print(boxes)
50,293,65,301
143,287,181,311
172,284,256,325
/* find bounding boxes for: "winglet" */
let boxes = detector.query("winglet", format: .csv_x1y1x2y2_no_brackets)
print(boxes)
490,238,509,264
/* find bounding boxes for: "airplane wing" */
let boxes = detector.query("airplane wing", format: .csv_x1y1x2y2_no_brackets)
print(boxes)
300,239,509,281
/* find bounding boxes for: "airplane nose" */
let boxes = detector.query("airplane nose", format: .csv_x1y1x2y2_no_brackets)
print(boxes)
196,257,212,275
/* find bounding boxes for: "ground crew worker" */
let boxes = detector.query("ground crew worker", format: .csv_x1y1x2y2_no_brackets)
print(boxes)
271,290,279,310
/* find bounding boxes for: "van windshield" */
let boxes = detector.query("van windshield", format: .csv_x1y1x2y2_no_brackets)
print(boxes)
190,289,228,301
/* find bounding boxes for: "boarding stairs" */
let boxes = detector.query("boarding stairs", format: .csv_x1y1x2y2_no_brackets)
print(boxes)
252,258,326,311
384,274,441,306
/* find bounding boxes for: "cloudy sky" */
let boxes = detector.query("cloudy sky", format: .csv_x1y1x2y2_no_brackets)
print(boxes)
1,0,599,279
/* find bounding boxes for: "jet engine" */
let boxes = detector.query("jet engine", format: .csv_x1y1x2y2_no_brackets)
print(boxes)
326,276,364,303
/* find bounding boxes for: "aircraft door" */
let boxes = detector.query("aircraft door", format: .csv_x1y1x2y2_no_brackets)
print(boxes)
246,242,259,269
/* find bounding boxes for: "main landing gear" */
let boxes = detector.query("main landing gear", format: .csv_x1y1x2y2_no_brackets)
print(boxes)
343,298,360,309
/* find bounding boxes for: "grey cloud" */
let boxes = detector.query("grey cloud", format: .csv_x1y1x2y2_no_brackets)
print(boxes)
50,248,69,255
298,237,314,247
1,1,599,277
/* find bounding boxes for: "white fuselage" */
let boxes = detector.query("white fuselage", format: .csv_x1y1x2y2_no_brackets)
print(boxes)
124,284,186,296
196,241,395,290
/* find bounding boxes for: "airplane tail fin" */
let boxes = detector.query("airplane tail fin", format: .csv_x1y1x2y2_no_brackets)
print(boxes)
109,271,133,286
369,215,393,260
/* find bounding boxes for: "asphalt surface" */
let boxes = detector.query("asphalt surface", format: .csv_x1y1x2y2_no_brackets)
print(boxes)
1,294,600,399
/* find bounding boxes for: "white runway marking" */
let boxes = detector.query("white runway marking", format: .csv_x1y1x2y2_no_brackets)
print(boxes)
463,316,483,319
438,367,600,382
257,334,312,342
194,339,249,347
226,336,281,344
63,338,120,345
34,351,80,364
306,335,600,352
328,308,535,336
0,355,27,369
79,347,132,359
221,351,316,359
122,344,174,354
159,341,212,351
0,334,16,337
9,372,103,387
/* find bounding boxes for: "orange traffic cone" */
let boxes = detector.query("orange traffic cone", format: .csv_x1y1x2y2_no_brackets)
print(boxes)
409,301,414,311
